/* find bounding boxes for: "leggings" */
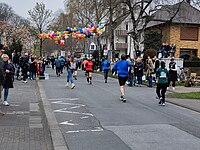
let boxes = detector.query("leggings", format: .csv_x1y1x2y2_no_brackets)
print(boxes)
156,83,168,103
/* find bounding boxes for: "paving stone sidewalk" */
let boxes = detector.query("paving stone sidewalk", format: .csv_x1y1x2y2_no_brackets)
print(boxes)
0,80,53,150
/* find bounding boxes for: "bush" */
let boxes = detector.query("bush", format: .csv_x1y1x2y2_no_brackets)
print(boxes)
184,61,200,67
143,49,157,60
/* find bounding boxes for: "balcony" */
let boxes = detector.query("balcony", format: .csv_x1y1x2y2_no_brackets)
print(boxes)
115,43,128,50
115,30,128,36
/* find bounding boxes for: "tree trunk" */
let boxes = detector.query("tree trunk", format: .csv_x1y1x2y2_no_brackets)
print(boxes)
40,38,43,57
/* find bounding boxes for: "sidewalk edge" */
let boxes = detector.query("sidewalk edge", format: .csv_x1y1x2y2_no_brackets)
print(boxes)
37,81,69,150
166,99,200,113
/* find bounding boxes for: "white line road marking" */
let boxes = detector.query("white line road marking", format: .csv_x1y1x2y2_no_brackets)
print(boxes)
6,111,30,115
80,116,89,119
54,108,94,116
66,127,103,134
70,106,82,109
51,101,85,109
10,104,20,107
60,120,78,126
49,98,79,101
51,101,85,106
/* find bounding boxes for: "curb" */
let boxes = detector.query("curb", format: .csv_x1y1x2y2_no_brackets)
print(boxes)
37,81,69,150
166,99,200,113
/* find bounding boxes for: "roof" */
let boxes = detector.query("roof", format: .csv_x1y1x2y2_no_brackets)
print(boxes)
128,1,200,33
149,1,200,27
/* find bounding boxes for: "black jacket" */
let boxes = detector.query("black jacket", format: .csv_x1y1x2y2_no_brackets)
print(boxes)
2,61,14,88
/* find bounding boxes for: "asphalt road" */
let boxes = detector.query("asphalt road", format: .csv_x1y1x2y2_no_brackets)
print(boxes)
40,68,200,150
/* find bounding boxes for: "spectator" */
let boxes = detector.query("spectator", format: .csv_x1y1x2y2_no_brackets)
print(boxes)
168,57,177,90
20,53,29,83
146,58,154,87
135,58,144,87
0,44,5,101
0,44,5,115
2,54,14,106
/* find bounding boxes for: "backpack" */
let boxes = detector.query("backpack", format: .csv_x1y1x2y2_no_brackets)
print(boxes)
61,60,65,66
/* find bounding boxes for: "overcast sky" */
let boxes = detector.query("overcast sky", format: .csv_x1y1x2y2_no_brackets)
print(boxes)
0,0,65,19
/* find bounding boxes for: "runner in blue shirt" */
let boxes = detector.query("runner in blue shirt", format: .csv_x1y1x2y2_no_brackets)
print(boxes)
101,57,110,83
112,54,132,102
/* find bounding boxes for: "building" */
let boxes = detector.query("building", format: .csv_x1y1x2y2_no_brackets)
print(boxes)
99,17,134,60
144,1,200,60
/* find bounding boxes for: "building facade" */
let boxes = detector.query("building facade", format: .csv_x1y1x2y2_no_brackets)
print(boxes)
169,24,200,59
99,17,134,60
145,1,200,60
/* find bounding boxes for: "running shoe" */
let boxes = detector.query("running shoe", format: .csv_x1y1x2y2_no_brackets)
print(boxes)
120,96,124,101
162,102,166,106
158,97,162,105
122,98,126,103
71,83,75,89
3,101,9,106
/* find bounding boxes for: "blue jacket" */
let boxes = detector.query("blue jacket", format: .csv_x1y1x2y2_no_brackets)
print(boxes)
101,60,110,70
112,60,132,77
54,59,61,68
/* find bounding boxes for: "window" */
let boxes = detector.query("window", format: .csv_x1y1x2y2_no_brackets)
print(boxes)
125,37,128,43
91,45,95,50
180,48,197,60
126,24,128,30
180,27,199,41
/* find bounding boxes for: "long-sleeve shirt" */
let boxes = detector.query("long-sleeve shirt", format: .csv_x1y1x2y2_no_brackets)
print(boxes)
112,60,132,77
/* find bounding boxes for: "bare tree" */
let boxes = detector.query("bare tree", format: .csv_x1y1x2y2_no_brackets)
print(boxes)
64,0,127,59
9,14,32,29
0,3,14,22
28,2,52,56
121,0,187,52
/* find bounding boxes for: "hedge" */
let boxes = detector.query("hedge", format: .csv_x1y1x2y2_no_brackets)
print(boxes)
184,61,200,67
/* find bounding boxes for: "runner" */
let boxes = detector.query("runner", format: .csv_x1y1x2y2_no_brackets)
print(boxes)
85,58,94,84
65,57,76,89
156,61,168,106
54,57,61,77
112,54,132,102
101,57,110,83
82,58,88,76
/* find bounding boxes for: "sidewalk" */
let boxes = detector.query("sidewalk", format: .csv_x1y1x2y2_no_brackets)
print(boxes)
166,86,200,113
0,80,53,150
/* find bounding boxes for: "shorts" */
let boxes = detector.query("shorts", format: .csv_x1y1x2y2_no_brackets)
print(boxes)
86,70,92,73
118,76,128,86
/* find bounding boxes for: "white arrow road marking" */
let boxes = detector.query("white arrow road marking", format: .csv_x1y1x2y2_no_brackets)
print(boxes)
60,120,78,126
51,101,85,109
49,98,79,101
54,109,94,116
66,127,103,134
70,106,82,109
